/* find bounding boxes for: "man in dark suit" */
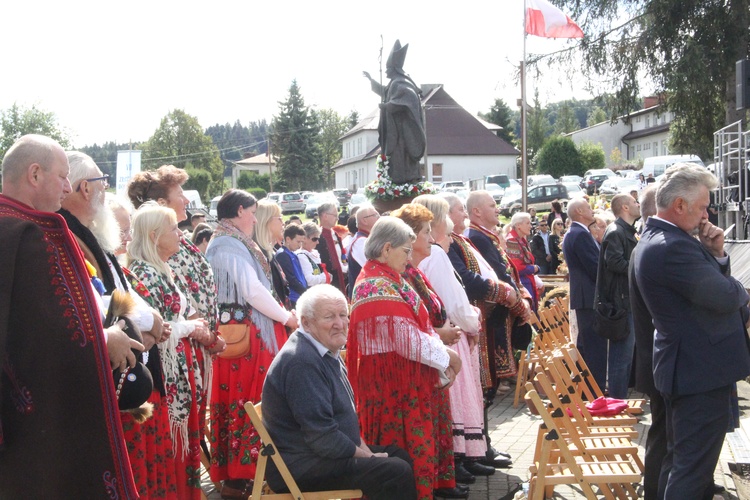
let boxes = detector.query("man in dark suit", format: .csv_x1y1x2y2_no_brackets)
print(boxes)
632,164,750,500
628,185,665,500
562,197,605,390
529,219,551,275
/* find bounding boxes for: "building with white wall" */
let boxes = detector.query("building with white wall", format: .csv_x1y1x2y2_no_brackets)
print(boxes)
566,97,676,168
333,85,519,190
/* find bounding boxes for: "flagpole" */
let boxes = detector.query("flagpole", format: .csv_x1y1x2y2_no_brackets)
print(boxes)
521,0,528,212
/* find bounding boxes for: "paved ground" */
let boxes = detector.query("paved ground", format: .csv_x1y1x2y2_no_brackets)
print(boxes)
201,381,750,499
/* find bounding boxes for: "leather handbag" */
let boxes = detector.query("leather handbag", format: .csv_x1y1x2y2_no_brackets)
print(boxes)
217,324,251,359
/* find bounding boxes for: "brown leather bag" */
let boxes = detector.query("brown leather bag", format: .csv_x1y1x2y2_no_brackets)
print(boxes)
217,324,251,359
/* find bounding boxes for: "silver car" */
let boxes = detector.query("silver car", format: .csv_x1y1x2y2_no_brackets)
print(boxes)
278,192,305,214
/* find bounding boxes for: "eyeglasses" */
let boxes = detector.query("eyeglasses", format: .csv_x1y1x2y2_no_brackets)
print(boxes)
76,174,109,192
401,246,413,256
362,213,380,220
311,237,320,242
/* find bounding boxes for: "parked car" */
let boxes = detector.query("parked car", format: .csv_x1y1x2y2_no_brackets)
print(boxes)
642,154,704,178
437,181,466,191
498,183,569,216
562,182,586,199
486,174,511,190
349,193,368,206
209,195,222,218
333,188,352,206
266,192,281,204
305,193,339,218
599,178,640,198
279,192,305,214
559,175,583,184
580,170,617,195
527,174,556,186
485,182,505,204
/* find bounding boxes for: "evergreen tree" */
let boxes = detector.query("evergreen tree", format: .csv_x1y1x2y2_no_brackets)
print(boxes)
347,110,360,130
271,80,324,192
480,98,516,144
527,90,551,159
587,107,608,127
554,102,578,135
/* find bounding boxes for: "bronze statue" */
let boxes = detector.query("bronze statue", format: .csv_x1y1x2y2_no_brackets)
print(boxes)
363,40,425,184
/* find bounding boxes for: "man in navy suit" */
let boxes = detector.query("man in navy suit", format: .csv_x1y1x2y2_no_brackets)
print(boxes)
562,197,605,390
632,164,750,500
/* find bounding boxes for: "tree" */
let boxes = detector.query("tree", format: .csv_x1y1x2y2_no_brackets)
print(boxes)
480,98,516,144
554,102,578,135
556,0,749,161
271,80,324,192
578,142,606,172
141,109,224,200
347,110,360,130
527,90,551,158
317,109,349,188
536,136,582,177
0,103,70,160
587,107,608,127
609,147,624,167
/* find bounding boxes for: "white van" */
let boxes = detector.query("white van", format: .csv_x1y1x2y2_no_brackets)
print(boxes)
183,190,204,209
641,155,704,178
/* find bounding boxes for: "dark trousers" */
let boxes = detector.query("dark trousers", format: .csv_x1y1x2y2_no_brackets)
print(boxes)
660,385,732,500
575,308,607,392
643,391,667,500
272,444,417,500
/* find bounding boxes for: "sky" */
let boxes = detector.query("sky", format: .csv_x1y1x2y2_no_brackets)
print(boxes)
1,0,595,148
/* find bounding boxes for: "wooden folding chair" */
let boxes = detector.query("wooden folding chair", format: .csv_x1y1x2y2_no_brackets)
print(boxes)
525,388,642,500
243,401,363,500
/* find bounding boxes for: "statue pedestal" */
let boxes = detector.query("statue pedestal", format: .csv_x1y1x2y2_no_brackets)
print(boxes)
372,195,417,214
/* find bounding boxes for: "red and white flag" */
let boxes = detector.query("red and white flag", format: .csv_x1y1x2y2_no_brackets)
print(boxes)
525,0,584,39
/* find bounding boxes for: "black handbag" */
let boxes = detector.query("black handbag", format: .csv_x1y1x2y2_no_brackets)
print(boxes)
511,318,533,349
593,301,630,341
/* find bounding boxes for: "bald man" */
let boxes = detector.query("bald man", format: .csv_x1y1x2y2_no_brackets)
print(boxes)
0,135,139,498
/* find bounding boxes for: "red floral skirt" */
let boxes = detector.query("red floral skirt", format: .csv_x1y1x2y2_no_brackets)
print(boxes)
121,390,178,499
173,338,204,500
209,310,287,482
356,353,454,500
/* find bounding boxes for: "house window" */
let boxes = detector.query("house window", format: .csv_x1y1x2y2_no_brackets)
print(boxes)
346,142,350,159
636,116,641,123
432,163,443,183
644,143,650,150
358,138,362,155
662,140,667,155
645,117,650,128
653,142,658,153
637,145,642,152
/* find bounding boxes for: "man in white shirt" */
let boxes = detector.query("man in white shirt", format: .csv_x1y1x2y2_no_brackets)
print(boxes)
347,204,379,297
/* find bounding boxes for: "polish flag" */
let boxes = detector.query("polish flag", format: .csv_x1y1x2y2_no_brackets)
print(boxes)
525,0,584,39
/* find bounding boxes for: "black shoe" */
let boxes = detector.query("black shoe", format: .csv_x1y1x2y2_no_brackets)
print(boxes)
434,486,470,499
712,483,725,494
464,460,496,476
456,484,470,494
454,462,476,484
488,446,512,460
478,456,513,468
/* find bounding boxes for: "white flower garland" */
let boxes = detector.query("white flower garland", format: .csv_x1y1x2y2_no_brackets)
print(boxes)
364,155,436,201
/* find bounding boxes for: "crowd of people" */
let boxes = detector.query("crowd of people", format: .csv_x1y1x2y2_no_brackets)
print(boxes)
1,133,747,500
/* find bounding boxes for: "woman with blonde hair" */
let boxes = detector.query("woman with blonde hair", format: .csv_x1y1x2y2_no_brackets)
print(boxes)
128,203,214,500
253,200,290,308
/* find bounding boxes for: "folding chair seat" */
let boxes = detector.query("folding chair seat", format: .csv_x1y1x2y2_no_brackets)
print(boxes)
525,388,642,500
243,402,363,500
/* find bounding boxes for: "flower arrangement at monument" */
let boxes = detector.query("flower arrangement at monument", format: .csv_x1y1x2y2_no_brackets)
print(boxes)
365,155,435,201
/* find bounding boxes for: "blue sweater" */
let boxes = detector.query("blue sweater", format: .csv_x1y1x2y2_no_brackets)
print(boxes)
261,331,361,488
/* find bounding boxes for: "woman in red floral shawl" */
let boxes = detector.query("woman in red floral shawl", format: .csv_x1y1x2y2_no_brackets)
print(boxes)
348,216,462,500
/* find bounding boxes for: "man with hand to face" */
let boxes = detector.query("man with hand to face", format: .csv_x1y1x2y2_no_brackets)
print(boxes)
632,163,750,500
261,285,417,499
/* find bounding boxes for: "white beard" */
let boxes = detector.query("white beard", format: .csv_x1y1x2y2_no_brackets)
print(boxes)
90,202,122,255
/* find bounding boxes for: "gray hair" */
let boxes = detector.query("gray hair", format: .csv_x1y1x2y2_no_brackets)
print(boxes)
413,194,449,226
317,202,337,217
301,221,321,238
66,151,100,187
364,216,416,260
1,134,60,184
509,211,531,228
355,203,377,224
439,192,463,211
466,190,491,214
656,163,718,211
639,185,657,221
297,284,347,322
